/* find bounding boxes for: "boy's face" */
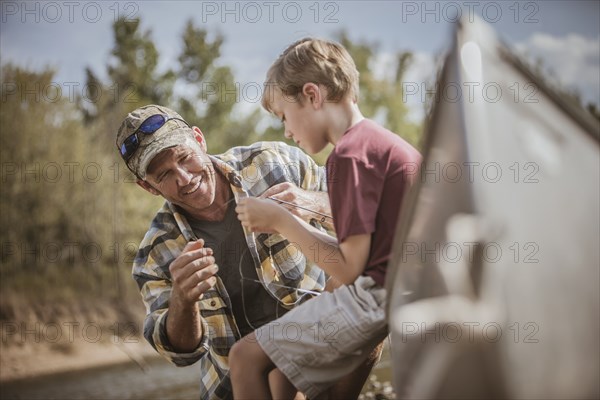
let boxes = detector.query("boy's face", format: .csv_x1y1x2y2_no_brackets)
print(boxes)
270,88,329,154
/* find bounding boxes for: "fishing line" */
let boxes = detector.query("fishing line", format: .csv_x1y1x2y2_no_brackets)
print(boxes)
195,191,326,330
267,196,333,223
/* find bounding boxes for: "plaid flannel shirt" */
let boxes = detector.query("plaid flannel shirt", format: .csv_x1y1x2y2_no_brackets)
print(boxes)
132,142,328,400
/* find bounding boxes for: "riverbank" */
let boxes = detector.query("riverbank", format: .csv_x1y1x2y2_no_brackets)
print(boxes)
1,350,199,400
0,287,154,383
0,334,158,382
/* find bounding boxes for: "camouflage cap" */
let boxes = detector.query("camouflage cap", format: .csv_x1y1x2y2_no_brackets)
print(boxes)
116,104,199,180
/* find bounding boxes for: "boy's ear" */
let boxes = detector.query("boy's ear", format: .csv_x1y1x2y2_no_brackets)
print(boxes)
137,179,161,196
302,83,324,108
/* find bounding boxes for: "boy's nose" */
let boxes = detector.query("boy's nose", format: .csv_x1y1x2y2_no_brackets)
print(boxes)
284,129,293,140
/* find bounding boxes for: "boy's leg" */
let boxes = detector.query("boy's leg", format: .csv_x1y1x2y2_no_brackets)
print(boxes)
328,340,384,399
250,276,387,399
269,368,305,400
322,277,385,399
229,332,275,399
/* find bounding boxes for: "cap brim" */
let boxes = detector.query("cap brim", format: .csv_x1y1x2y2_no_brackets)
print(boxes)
132,127,200,179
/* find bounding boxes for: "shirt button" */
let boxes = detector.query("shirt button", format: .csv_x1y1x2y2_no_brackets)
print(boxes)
210,300,216,307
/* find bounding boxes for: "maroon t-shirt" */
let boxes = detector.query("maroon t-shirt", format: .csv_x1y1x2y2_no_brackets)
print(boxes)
326,119,422,286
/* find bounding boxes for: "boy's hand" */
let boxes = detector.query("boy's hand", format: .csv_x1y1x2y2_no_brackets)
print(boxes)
236,197,288,233
260,182,331,222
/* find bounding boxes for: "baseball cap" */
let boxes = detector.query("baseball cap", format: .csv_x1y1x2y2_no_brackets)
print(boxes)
116,104,200,179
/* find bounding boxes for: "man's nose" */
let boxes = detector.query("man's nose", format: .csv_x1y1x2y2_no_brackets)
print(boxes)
175,166,193,186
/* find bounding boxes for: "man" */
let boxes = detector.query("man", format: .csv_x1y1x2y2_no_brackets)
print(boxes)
116,105,377,400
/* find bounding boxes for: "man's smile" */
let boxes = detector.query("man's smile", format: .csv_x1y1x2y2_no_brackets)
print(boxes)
183,177,202,195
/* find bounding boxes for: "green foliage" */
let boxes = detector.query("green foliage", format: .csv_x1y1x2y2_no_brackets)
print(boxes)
0,63,162,319
338,31,422,150
178,20,223,83
1,64,85,265
108,18,168,105
176,20,263,154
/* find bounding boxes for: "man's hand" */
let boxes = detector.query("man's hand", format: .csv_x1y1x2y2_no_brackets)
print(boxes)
169,239,219,307
260,182,332,223
235,197,289,233
166,239,218,353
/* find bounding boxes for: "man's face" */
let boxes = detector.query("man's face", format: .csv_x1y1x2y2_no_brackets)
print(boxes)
143,142,218,215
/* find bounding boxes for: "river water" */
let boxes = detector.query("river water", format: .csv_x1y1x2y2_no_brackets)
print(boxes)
1,357,199,400
1,348,393,399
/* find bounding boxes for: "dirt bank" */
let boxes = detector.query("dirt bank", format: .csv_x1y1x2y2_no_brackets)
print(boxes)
1,330,158,382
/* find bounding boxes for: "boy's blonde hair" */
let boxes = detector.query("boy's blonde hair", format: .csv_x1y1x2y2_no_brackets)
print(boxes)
262,38,359,113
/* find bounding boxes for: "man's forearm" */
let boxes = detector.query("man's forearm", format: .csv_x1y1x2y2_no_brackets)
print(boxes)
165,298,203,353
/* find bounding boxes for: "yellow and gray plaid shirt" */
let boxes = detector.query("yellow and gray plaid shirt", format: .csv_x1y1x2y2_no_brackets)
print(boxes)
133,142,328,400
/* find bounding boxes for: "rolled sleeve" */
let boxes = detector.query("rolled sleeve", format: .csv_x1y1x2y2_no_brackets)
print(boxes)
150,309,210,366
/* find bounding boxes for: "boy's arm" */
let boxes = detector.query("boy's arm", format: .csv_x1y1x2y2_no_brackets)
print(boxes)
260,182,334,231
236,198,369,284
267,143,334,231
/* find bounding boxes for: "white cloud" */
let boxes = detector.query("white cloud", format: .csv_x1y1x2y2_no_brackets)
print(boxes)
370,52,396,82
516,33,600,104
370,50,437,86
403,52,438,124
404,52,438,85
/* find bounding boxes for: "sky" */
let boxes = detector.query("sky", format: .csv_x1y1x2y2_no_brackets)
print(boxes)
1,0,599,123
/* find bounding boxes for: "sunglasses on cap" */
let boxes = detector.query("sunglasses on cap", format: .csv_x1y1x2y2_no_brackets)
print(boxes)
119,114,190,161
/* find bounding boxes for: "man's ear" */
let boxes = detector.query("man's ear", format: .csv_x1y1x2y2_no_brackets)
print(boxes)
192,126,207,152
137,179,161,196
302,83,324,109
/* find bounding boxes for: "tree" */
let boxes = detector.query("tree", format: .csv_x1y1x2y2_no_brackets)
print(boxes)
337,31,421,148
176,20,262,154
80,17,175,127
108,17,173,105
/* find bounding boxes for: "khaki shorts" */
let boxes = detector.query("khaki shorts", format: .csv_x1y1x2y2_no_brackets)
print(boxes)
255,275,388,399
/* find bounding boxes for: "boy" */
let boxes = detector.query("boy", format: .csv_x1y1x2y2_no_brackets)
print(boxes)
231,38,422,399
